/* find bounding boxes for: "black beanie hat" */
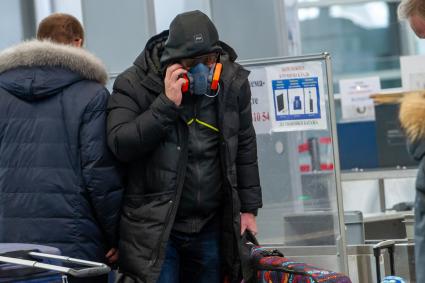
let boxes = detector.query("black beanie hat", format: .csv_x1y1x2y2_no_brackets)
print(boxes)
160,10,222,66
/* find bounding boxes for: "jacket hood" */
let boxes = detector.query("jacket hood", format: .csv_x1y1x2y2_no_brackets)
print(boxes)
134,31,169,76
399,92,425,159
0,40,108,100
399,92,425,141
134,30,238,76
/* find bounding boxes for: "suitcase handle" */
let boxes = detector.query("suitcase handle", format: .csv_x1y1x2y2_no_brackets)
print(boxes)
373,240,396,283
0,252,110,278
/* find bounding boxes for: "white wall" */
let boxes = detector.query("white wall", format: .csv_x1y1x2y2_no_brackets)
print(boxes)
154,0,211,32
342,180,381,214
342,178,416,214
209,0,289,60
0,1,24,49
34,0,83,26
81,0,155,75
154,0,290,60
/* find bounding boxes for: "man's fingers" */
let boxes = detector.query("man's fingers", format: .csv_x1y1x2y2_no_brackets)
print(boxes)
240,222,247,235
240,227,246,235
170,68,187,82
109,252,119,263
240,213,258,236
106,248,117,258
106,249,119,264
176,77,187,87
165,64,183,80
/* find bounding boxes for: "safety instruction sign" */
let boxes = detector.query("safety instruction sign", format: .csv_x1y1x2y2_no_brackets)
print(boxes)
265,62,327,132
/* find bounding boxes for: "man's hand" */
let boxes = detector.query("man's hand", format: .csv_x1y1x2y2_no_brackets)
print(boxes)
240,212,257,235
105,248,119,264
164,64,187,106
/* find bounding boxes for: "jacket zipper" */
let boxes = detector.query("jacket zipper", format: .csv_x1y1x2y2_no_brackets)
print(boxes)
194,98,202,214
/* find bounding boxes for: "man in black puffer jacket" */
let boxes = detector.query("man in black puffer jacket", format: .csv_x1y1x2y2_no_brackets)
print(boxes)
107,10,262,283
0,14,122,283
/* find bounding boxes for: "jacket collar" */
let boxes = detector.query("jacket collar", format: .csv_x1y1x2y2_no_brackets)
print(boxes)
0,40,108,85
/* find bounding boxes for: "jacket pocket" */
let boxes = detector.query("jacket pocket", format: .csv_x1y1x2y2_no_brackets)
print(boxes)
120,190,174,262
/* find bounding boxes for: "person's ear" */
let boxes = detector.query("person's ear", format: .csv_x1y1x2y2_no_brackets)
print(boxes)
72,38,83,48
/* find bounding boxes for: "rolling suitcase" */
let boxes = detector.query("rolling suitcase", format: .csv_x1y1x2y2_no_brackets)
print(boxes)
373,240,406,283
0,243,110,283
241,232,352,283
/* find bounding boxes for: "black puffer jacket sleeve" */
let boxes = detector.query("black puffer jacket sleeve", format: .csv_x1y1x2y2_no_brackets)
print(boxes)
236,80,262,214
80,88,123,247
107,73,179,162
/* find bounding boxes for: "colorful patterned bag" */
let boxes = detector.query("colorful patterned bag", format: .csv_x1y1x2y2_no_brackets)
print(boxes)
251,247,352,283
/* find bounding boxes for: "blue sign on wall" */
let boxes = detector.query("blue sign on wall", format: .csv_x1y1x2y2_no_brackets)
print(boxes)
272,77,321,121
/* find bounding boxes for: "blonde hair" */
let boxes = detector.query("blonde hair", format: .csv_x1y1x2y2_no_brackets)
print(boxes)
37,13,84,45
398,0,425,20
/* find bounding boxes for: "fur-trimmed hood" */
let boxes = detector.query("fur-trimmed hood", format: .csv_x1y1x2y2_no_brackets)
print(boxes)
399,92,425,160
399,92,425,141
0,40,108,100
0,40,107,84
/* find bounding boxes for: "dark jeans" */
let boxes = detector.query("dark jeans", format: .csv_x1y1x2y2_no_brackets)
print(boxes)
156,221,221,283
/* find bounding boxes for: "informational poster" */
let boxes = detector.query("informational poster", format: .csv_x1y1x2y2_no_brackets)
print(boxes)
248,68,271,134
339,76,380,121
264,62,327,132
400,55,425,90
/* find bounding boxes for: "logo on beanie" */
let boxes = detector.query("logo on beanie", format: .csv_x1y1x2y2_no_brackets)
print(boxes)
194,33,204,44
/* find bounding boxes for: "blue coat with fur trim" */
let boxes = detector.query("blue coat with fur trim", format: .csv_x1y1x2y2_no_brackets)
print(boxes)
0,40,122,262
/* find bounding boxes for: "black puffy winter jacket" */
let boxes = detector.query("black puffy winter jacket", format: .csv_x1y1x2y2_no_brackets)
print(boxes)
107,31,262,283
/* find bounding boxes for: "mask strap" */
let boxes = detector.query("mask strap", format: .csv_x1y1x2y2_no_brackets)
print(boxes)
204,83,220,98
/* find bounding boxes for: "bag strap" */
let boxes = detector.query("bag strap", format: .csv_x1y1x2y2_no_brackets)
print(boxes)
240,230,259,283
241,230,259,246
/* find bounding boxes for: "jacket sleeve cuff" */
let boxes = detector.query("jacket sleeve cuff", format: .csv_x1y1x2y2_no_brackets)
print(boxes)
150,93,179,123
240,208,258,216
238,186,262,214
